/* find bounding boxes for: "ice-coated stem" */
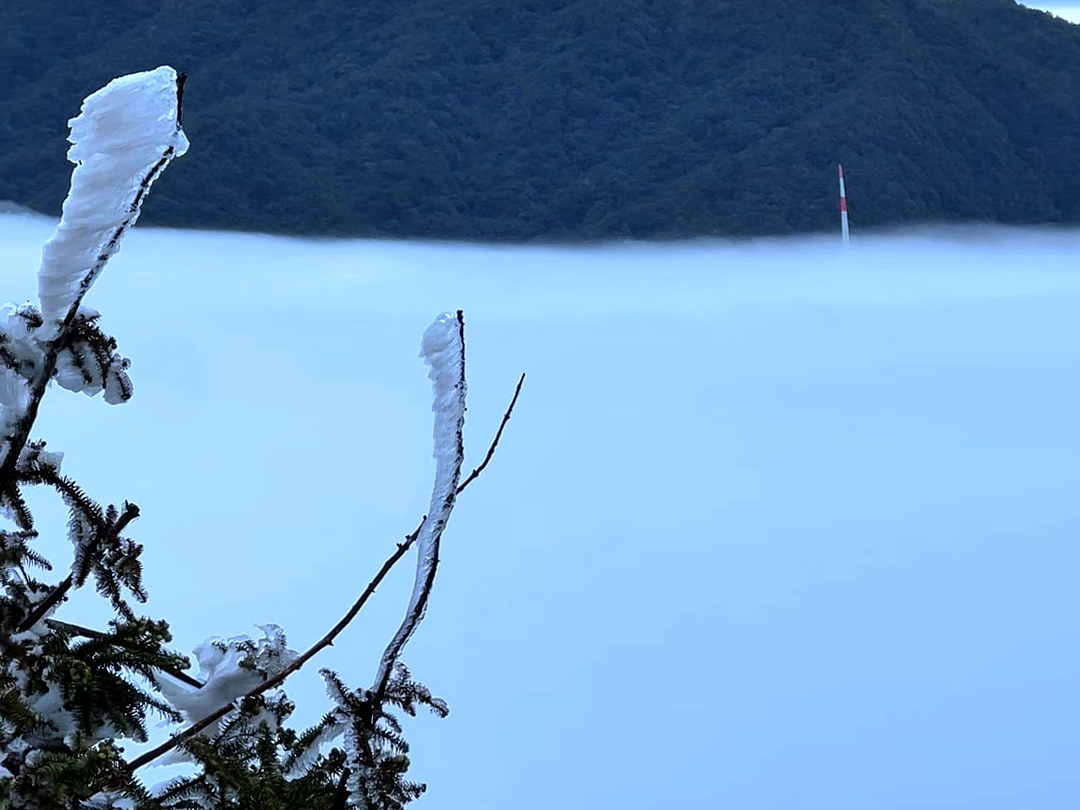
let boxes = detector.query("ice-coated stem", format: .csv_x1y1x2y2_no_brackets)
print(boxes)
371,310,467,700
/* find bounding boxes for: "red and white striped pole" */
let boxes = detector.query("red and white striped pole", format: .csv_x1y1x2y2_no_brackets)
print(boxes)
838,163,850,245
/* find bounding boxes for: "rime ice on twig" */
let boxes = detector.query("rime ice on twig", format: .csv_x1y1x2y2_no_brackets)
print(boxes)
38,66,188,331
371,311,467,698
0,67,185,481
157,625,297,731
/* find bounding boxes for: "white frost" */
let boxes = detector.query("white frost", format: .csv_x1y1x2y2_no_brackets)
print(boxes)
420,312,468,490
0,305,43,465
38,66,188,329
0,368,28,452
83,793,136,810
156,625,297,744
283,713,346,780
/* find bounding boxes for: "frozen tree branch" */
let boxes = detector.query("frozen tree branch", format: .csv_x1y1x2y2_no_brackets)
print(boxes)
1,67,521,808
371,310,467,701
125,341,524,774
0,66,187,493
37,67,189,328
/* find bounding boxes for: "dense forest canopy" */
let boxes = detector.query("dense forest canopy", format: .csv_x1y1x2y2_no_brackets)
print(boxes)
2,0,1079,240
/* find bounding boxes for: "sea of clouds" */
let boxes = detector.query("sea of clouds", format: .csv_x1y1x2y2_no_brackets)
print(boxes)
2,212,1078,808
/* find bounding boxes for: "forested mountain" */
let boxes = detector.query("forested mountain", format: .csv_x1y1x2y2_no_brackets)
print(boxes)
2,0,1079,240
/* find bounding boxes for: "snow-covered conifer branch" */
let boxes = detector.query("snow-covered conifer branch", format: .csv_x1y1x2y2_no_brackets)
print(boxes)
0,70,190,809
46,619,203,689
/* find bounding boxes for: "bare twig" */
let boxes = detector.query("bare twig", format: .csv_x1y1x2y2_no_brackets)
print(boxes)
124,370,525,773
457,372,525,494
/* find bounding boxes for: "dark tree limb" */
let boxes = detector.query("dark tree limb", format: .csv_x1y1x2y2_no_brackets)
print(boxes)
45,618,203,689
331,768,351,810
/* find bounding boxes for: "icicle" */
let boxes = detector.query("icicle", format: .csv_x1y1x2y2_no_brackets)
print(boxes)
38,66,188,331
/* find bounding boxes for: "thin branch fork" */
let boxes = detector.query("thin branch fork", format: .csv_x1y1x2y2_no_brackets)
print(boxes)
457,372,525,493
124,372,524,774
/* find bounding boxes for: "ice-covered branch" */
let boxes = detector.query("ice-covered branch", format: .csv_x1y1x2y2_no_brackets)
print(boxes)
38,67,188,329
156,626,296,731
0,67,187,491
371,310,467,700
125,317,525,776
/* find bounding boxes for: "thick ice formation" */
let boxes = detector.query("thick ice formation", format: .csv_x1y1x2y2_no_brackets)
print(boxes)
38,66,188,329
157,625,297,730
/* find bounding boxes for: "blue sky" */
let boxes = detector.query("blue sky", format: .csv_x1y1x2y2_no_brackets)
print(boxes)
1023,1,1080,21
2,214,1079,808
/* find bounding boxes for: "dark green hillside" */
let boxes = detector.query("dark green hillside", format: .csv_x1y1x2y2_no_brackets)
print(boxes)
1,0,1078,240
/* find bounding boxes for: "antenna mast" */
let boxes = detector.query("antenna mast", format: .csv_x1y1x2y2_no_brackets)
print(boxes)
838,163,850,245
